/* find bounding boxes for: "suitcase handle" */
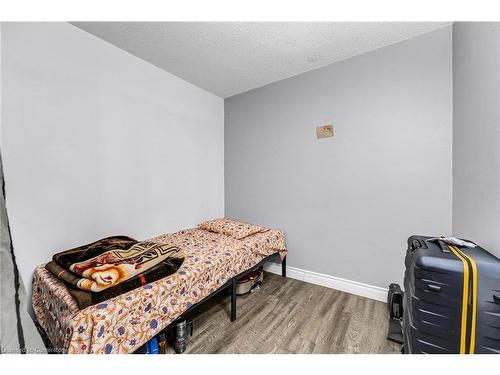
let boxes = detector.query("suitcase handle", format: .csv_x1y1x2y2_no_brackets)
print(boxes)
410,238,428,251
410,239,422,251
493,294,500,303
426,284,442,292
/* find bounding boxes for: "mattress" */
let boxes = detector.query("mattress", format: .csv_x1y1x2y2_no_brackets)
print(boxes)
32,228,286,354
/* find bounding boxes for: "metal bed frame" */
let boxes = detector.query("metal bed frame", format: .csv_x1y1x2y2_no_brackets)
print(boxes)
179,252,286,322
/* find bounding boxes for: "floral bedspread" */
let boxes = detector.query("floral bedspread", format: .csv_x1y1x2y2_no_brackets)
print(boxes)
32,228,287,354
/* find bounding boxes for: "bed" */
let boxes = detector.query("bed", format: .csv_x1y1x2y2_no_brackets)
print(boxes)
32,226,287,354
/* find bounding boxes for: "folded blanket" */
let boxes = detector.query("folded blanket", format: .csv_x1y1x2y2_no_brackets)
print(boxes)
45,236,185,309
45,257,184,309
51,236,184,292
53,236,138,270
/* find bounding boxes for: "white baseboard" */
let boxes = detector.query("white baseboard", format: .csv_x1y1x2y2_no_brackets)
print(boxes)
263,262,387,303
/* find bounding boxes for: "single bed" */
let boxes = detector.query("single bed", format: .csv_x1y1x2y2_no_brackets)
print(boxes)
32,227,287,354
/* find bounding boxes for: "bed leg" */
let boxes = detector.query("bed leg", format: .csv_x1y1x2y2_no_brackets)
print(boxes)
231,278,237,322
281,256,287,278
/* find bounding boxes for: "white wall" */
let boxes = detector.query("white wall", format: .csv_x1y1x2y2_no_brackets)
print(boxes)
225,26,453,289
1,22,224,290
452,23,500,258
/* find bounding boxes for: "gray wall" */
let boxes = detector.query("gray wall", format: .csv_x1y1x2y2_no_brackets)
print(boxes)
225,26,453,288
452,23,500,258
1,23,224,290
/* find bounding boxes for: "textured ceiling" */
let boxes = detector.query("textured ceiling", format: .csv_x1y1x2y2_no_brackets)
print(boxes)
72,22,450,98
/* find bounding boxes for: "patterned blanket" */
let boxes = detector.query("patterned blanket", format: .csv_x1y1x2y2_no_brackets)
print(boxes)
45,236,184,309
33,228,287,353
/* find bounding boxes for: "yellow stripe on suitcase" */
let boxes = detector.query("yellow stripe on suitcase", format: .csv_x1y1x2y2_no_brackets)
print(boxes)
448,245,478,354
452,245,478,354
448,245,469,354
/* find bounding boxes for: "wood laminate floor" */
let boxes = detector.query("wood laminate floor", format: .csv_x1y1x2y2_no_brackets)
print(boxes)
165,272,401,354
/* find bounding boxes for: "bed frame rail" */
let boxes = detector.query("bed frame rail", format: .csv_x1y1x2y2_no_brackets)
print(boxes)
180,252,286,322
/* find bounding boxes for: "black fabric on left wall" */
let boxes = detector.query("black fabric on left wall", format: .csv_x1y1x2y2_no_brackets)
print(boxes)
0,151,46,354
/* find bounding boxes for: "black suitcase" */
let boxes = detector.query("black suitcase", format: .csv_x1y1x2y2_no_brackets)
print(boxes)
403,235,500,354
